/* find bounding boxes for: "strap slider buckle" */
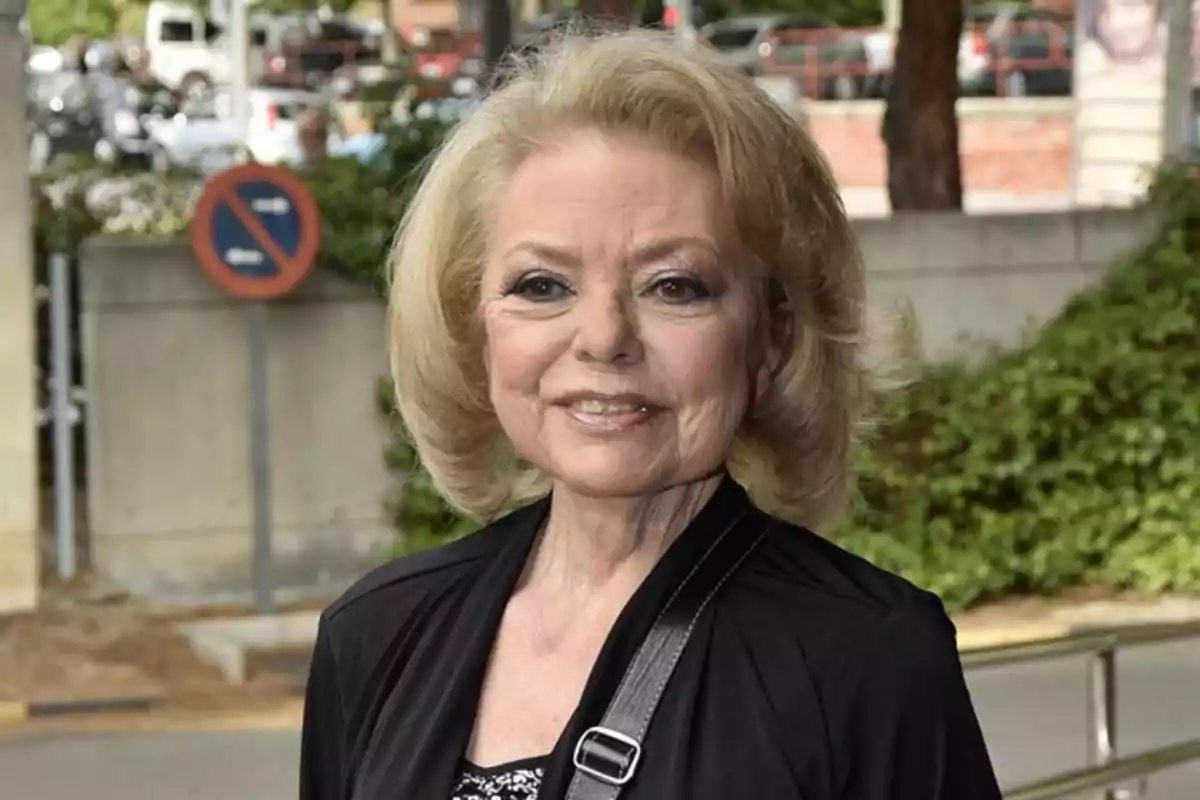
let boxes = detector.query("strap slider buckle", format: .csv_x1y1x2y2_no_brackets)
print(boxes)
572,726,642,786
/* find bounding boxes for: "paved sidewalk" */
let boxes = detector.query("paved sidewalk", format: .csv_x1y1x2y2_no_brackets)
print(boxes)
953,595,1200,650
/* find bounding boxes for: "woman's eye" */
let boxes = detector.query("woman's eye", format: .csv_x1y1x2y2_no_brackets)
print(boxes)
649,276,711,304
509,274,571,302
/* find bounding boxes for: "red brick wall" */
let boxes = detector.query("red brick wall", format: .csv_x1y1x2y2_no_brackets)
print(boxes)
806,108,1072,196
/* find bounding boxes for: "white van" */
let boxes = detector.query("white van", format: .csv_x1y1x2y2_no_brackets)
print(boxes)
143,1,283,96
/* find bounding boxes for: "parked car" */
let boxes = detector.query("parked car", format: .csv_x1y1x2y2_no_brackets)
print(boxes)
867,5,1074,98
965,4,1074,96
27,70,177,172
144,86,323,175
327,98,478,166
143,0,287,97
28,69,89,172
87,75,180,167
699,14,872,100
397,26,481,81
261,16,381,91
28,45,65,74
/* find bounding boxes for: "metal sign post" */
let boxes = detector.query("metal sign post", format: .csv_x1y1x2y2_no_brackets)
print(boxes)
246,301,272,614
49,251,76,581
229,0,265,613
676,0,695,46
189,163,321,614
1163,0,1196,156
230,0,251,163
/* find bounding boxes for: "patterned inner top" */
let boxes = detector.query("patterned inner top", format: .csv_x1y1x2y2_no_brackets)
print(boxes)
450,756,548,800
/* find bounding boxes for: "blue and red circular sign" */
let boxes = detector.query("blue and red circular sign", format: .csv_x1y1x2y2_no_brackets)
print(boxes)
190,163,321,301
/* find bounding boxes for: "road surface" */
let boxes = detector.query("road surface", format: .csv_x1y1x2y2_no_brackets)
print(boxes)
2,639,1197,798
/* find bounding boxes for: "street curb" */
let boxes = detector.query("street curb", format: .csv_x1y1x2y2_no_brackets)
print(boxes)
956,622,1075,653
177,613,319,685
954,601,1200,653
0,695,163,726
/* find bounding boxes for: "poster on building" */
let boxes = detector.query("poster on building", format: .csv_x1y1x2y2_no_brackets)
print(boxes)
1076,0,1167,86
1072,0,1173,204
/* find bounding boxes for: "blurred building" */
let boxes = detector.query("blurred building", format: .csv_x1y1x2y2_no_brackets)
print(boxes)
392,0,462,30
389,0,549,35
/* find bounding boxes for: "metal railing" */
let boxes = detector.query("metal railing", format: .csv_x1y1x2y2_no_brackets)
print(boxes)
963,619,1200,800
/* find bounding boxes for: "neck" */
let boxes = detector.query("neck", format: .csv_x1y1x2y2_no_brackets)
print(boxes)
525,472,724,594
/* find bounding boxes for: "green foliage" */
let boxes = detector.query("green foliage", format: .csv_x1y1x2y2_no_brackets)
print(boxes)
33,159,196,252
834,167,1200,610
693,0,882,27
1147,154,1200,251
29,0,121,46
376,379,482,555
304,118,450,292
34,174,108,255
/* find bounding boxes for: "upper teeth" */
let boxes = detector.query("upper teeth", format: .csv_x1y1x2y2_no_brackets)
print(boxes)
573,399,647,414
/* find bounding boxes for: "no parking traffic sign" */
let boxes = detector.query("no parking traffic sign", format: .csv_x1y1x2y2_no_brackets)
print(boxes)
190,163,321,301
188,162,323,615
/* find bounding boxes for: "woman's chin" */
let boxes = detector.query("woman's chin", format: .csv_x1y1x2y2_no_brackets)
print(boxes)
547,454,668,500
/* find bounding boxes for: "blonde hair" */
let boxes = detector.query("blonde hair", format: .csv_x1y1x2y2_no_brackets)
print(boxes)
388,29,865,529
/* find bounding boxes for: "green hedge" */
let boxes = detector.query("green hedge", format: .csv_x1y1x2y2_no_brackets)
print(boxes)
835,223,1200,609
304,118,450,291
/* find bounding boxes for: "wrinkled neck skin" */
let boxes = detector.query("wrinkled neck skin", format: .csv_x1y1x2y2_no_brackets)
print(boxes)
522,471,724,597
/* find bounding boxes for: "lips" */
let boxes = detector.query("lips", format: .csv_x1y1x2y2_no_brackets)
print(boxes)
552,392,663,433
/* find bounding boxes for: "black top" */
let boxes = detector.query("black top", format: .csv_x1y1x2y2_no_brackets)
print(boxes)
300,475,1003,800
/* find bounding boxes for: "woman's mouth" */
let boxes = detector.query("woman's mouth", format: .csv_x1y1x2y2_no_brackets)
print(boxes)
556,395,663,432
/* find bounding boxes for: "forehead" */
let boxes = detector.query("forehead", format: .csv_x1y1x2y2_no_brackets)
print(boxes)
489,131,726,255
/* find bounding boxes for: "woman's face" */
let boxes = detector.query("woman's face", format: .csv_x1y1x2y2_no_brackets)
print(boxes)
480,130,769,499
1097,0,1159,59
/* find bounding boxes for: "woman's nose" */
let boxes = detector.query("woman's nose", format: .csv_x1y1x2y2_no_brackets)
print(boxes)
572,288,644,365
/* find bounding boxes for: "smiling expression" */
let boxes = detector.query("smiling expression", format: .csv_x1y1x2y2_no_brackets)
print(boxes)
479,130,771,498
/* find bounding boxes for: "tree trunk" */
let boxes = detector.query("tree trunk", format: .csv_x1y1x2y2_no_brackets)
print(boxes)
882,0,964,211
379,0,401,65
482,0,514,71
576,0,639,25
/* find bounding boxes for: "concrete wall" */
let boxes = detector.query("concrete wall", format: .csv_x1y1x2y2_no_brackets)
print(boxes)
80,239,394,603
78,206,1160,602
857,206,1160,363
0,23,40,614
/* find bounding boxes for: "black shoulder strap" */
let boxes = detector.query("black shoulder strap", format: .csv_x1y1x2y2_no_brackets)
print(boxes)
565,512,769,800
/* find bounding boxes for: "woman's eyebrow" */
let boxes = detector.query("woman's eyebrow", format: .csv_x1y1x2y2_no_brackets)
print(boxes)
501,242,581,267
499,236,719,269
625,237,719,269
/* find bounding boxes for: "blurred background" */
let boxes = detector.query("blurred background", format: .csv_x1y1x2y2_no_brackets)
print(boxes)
1,0,1199,798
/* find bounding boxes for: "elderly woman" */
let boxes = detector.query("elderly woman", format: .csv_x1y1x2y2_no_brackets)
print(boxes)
300,30,1002,800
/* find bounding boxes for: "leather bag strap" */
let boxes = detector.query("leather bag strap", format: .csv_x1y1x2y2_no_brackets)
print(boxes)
564,512,768,799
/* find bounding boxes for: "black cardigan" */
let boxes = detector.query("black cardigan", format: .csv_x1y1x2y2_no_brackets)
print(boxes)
299,476,1003,799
